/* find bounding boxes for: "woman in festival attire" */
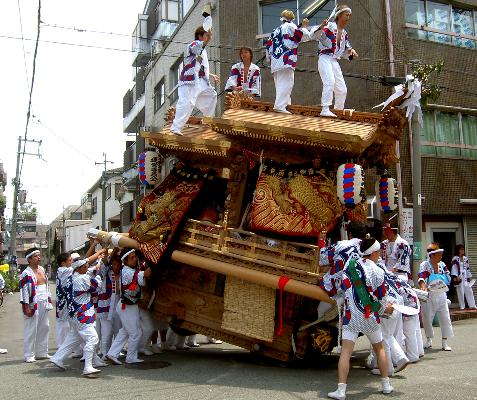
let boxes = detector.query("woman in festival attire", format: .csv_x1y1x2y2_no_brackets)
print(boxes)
418,243,454,351
317,3,358,117
225,47,261,97
451,244,476,310
328,238,394,399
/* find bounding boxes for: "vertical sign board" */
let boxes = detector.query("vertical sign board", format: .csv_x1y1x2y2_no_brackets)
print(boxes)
401,208,414,244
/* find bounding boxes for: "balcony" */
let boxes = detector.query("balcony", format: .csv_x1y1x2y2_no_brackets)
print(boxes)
132,15,151,68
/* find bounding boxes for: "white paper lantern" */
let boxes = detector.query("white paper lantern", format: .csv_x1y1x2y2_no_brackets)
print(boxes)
376,176,398,213
337,163,365,207
138,150,161,186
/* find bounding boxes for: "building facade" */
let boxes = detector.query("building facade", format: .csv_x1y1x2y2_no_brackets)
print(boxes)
123,0,477,293
0,162,6,256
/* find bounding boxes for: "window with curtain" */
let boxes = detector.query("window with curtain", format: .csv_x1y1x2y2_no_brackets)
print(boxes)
421,110,477,159
260,0,334,34
405,0,477,49
154,79,166,112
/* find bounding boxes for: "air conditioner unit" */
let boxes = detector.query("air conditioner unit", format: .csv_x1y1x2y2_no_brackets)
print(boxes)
151,40,162,57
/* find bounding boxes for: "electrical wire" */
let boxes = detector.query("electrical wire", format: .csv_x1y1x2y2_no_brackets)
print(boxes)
17,0,30,91
18,0,41,183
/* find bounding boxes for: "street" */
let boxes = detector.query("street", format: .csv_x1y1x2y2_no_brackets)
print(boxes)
0,290,476,400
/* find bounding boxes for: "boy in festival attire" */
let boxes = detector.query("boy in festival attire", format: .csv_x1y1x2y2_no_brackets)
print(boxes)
418,243,454,351
106,248,152,365
50,258,107,375
225,47,261,97
20,247,53,363
328,238,394,399
55,252,73,348
317,3,358,117
170,27,219,136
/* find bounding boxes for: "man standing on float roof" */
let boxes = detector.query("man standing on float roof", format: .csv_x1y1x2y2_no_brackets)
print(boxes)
170,26,219,136
266,10,325,114
317,3,358,117
19,247,52,363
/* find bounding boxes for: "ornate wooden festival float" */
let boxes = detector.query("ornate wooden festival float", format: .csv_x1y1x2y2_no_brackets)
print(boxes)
96,92,406,362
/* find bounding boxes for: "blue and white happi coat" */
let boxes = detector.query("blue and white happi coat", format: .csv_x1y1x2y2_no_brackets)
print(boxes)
56,266,73,320
64,271,102,325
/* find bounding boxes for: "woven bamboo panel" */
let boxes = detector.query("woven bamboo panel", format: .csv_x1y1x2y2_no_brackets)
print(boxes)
221,277,276,342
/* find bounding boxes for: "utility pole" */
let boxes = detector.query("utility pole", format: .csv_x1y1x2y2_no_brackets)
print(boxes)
9,136,42,269
95,153,113,230
411,110,423,283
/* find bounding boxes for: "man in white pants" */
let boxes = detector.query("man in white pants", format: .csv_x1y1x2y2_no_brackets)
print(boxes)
317,4,358,117
50,259,107,376
0,272,7,354
170,27,219,136
106,248,152,365
55,252,73,348
451,245,476,310
266,10,317,114
419,243,454,351
20,248,53,363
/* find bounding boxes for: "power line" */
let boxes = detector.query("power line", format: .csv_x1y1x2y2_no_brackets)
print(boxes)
16,0,30,91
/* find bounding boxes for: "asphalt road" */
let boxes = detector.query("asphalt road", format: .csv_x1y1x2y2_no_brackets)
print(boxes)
1,289,476,400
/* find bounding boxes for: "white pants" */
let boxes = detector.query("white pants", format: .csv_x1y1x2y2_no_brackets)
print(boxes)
107,302,142,363
403,315,423,362
422,292,454,339
171,79,217,133
139,308,157,350
381,315,408,374
318,55,347,109
55,318,71,348
52,321,98,372
96,313,121,356
23,300,49,359
455,282,476,309
273,68,294,111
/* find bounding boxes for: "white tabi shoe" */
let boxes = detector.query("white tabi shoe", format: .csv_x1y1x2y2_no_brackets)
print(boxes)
125,358,144,364
424,338,432,349
35,354,51,360
320,107,337,118
442,340,452,351
25,356,36,363
151,344,163,354
382,378,394,394
394,357,409,373
83,366,101,376
106,355,123,365
0,348,8,354
139,348,154,356
50,358,66,371
93,354,108,368
208,338,223,344
273,108,291,114
328,383,347,400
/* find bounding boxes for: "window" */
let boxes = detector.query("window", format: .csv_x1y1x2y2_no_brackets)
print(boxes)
155,0,180,23
169,59,184,103
421,110,477,158
154,79,166,112
70,212,82,220
92,197,98,215
405,1,477,49
106,184,112,200
115,183,121,199
260,0,334,34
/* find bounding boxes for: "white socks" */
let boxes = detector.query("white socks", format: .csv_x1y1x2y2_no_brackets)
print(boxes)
381,377,394,394
328,383,347,399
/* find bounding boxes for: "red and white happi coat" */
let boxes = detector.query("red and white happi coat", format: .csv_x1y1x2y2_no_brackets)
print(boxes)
381,234,412,276
266,21,311,73
19,266,52,315
318,21,352,59
225,62,261,96
451,256,472,281
179,40,210,85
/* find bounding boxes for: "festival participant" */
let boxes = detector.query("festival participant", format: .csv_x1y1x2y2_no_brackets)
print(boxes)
50,258,107,375
381,224,412,281
266,10,320,113
318,220,367,319
451,244,476,310
0,273,6,355
106,248,152,365
55,252,73,348
96,250,122,358
225,47,261,97
170,27,219,136
418,243,454,351
328,238,393,399
317,3,358,117
400,284,424,362
19,247,52,363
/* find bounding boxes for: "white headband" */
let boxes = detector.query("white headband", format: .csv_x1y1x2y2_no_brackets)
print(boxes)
26,250,40,260
362,240,381,256
121,249,135,262
280,17,293,22
428,249,444,256
72,259,88,270
329,6,352,21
